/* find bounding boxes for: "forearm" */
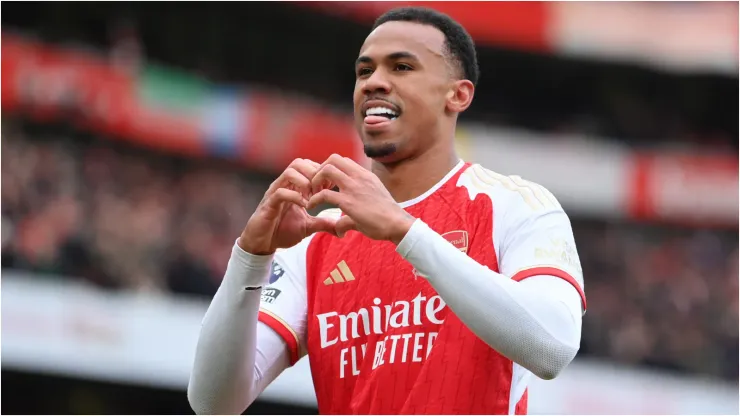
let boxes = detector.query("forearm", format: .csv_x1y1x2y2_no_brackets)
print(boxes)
396,220,582,380
188,243,288,414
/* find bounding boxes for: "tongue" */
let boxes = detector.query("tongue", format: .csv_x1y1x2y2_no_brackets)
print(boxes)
364,115,390,125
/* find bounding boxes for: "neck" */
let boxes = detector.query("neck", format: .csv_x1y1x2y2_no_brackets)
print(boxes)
371,140,460,204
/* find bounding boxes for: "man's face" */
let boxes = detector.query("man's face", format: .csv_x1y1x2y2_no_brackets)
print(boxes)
353,21,454,162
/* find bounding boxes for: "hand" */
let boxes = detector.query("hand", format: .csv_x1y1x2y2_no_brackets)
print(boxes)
307,154,416,243
239,158,338,255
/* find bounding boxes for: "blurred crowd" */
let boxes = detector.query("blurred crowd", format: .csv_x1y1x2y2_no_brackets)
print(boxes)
2,118,737,381
2,119,265,296
577,221,738,380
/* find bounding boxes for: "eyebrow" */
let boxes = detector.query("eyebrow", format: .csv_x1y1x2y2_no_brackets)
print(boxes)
355,51,420,67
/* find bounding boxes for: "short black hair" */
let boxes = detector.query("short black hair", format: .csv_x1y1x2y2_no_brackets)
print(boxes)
373,7,479,86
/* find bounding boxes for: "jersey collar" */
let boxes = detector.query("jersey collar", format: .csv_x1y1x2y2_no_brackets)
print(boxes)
398,160,466,208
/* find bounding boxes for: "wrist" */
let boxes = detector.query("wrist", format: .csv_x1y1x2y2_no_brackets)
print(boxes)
389,212,417,246
237,235,275,256
228,239,274,287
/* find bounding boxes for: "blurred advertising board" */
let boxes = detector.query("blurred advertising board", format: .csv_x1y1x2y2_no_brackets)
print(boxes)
2,272,738,414
1,34,364,171
628,153,739,227
298,1,738,75
2,35,736,227
456,125,738,227
299,1,551,52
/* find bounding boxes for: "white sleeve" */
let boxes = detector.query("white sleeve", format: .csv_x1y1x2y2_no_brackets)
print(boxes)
187,236,311,415
396,196,585,380
258,235,313,364
258,208,342,361
494,193,586,310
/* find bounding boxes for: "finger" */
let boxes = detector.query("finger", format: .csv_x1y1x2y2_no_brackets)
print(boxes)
267,158,316,192
289,158,321,183
340,156,365,173
307,189,344,210
311,161,336,194
305,159,322,169
281,168,313,197
311,164,351,195
313,154,354,192
265,188,307,210
321,154,365,176
267,167,312,198
306,215,339,237
335,215,357,238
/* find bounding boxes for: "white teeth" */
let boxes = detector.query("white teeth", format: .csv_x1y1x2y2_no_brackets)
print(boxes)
366,106,398,117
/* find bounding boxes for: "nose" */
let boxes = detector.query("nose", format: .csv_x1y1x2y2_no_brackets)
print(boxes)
362,69,391,96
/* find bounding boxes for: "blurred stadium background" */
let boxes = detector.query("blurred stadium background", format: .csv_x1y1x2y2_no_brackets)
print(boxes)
1,1,738,414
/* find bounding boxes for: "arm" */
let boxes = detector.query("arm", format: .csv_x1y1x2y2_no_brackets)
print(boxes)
188,158,333,414
396,211,586,380
188,240,309,414
187,244,286,414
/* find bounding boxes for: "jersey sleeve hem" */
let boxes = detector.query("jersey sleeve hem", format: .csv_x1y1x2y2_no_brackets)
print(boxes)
258,309,300,365
511,266,587,311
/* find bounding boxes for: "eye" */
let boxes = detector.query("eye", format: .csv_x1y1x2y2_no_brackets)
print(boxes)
356,67,373,78
395,63,413,72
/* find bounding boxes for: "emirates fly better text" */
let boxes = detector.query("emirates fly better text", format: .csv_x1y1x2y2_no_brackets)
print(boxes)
316,292,446,378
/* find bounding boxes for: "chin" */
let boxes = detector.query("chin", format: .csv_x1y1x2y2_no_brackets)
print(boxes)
357,121,405,161
363,140,404,163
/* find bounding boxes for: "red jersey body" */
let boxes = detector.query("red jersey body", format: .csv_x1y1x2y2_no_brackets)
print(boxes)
257,161,586,414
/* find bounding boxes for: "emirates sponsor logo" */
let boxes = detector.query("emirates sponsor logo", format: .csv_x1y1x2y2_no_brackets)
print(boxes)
316,292,447,378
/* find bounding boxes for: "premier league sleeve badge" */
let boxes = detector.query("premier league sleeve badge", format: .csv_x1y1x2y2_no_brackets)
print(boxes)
269,261,285,284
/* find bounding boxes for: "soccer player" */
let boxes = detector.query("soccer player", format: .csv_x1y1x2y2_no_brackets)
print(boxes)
188,7,586,415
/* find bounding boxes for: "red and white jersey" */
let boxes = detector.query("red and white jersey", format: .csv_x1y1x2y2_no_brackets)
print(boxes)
258,161,586,414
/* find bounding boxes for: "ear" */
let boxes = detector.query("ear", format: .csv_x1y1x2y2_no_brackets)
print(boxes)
445,79,475,113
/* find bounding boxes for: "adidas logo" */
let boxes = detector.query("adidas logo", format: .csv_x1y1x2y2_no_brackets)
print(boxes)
323,260,356,285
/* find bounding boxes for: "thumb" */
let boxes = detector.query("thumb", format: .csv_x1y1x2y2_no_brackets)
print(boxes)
335,216,357,238
306,216,339,236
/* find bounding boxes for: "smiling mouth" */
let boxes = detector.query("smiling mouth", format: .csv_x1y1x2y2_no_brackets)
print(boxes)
363,106,400,126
